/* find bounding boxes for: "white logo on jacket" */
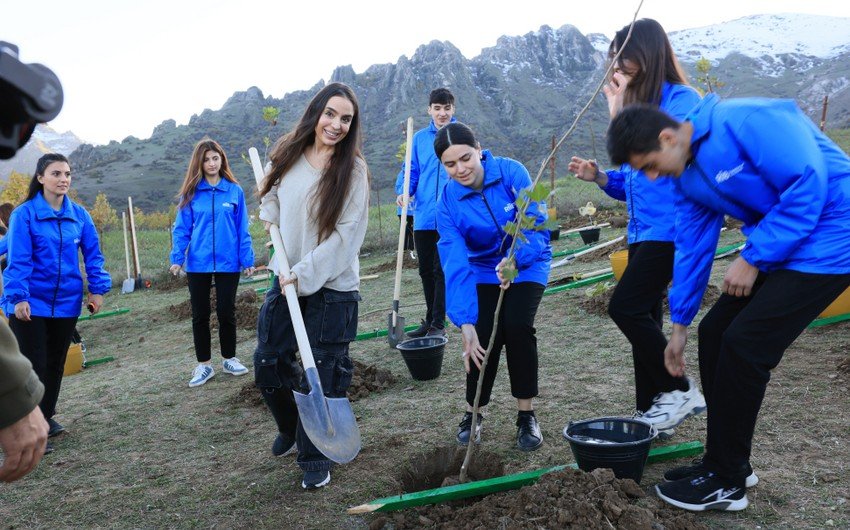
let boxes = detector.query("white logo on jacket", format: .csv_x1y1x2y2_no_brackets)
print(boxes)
715,163,744,184
503,203,515,213
222,202,235,209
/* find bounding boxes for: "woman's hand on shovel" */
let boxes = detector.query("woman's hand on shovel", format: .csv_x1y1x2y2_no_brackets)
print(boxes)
461,324,486,373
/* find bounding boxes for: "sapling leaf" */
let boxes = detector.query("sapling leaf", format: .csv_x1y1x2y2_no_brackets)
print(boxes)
528,183,551,203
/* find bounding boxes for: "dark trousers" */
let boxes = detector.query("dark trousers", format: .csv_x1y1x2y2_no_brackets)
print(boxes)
698,270,850,487
186,272,240,362
398,215,415,251
466,282,545,407
9,315,79,420
254,284,359,471
608,241,688,412
413,230,446,328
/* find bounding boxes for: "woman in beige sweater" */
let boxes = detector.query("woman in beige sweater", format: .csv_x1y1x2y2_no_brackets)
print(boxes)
255,82,369,490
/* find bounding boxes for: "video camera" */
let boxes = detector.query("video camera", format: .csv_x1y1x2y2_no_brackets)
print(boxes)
0,41,63,160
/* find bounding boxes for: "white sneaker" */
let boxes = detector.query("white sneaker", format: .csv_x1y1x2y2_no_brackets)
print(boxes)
189,364,215,387
222,357,249,376
642,378,707,431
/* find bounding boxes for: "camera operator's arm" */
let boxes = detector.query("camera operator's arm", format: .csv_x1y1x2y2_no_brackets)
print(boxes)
0,320,47,482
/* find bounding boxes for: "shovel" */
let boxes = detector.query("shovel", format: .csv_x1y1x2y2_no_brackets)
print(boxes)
388,117,414,347
120,211,135,293
249,147,361,464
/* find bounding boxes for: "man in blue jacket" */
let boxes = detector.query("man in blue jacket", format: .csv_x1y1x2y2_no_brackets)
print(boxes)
607,95,850,512
395,88,456,338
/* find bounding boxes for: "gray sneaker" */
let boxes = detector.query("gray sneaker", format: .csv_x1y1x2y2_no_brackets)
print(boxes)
642,378,707,431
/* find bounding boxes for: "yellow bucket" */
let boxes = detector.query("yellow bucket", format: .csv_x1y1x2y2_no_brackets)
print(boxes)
64,343,84,376
610,250,629,281
819,286,850,319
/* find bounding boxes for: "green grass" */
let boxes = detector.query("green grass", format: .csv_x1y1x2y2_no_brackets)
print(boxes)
2,219,847,529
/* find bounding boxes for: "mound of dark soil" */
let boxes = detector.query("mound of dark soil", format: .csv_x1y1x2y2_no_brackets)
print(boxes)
366,253,418,274
155,272,188,292
232,359,396,407
376,467,707,530
578,284,723,318
168,288,260,330
349,360,396,401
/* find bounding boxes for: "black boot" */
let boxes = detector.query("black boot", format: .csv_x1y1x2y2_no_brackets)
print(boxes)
406,320,430,339
516,411,543,451
456,411,483,445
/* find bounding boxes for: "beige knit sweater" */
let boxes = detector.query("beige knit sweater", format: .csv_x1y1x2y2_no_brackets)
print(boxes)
259,154,369,296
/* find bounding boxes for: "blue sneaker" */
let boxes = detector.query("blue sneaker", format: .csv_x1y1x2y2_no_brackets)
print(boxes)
189,364,215,387
222,357,249,376
302,469,331,490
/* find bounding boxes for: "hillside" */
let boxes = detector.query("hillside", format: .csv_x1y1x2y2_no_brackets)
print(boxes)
8,14,850,212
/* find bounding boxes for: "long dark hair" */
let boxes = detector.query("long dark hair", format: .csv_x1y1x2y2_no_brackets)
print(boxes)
434,122,478,160
608,18,689,106
25,153,70,202
259,82,367,243
177,138,237,209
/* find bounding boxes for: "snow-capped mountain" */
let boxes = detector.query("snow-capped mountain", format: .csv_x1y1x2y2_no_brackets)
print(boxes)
0,125,82,182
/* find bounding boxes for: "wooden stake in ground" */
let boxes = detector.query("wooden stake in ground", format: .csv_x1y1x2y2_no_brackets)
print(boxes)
127,197,143,288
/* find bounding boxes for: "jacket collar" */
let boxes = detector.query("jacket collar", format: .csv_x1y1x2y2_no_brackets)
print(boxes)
686,93,720,147
197,177,229,191
33,191,79,222
428,116,458,134
458,150,501,198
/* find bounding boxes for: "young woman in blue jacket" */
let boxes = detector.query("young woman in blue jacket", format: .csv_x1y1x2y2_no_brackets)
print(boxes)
608,97,850,512
170,138,255,387
4,153,111,453
435,122,552,452
569,19,705,438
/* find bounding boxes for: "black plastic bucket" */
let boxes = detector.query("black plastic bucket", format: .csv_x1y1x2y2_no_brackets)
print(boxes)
579,227,600,244
549,228,560,241
562,416,657,483
396,336,447,381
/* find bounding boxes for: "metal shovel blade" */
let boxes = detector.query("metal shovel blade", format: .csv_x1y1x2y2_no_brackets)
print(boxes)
387,311,405,348
293,367,361,464
121,277,135,294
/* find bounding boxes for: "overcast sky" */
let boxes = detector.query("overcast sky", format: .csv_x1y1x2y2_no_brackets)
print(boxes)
4,0,849,145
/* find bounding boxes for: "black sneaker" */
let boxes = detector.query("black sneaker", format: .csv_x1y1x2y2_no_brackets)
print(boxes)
271,433,296,457
425,326,446,338
664,457,759,488
47,418,65,438
656,472,748,512
44,441,54,455
516,413,543,451
302,469,331,490
456,411,483,445
406,320,430,339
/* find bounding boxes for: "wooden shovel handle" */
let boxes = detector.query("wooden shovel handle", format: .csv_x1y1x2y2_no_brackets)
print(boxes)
249,147,317,372
392,118,414,317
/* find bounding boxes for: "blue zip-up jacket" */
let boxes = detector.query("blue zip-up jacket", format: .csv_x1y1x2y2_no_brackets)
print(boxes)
437,151,552,326
670,94,850,325
3,193,111,318
601,83,701,243
396,117,457,230
170,178,254,273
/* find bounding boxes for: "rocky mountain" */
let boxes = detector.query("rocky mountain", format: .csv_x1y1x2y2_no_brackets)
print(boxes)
7,14,850,212
0,125,82,180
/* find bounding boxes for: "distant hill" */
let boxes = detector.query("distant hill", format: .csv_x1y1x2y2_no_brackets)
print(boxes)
7,14,849,213
0,125,82,182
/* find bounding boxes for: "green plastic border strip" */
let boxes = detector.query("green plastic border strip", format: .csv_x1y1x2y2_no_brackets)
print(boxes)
544,272,614,296
808,312,850,328
348,441,703,514
83,356,115,368
78,308,130,321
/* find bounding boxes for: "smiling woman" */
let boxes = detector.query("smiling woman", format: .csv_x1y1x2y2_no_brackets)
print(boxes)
254,82,370,491
3,153,112,456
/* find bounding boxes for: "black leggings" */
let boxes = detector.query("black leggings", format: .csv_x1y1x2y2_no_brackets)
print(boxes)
608,241,688,412
466,282,545,407
697,270,850,487
9,315,79,420
413,230,446,328
186,272,240,362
